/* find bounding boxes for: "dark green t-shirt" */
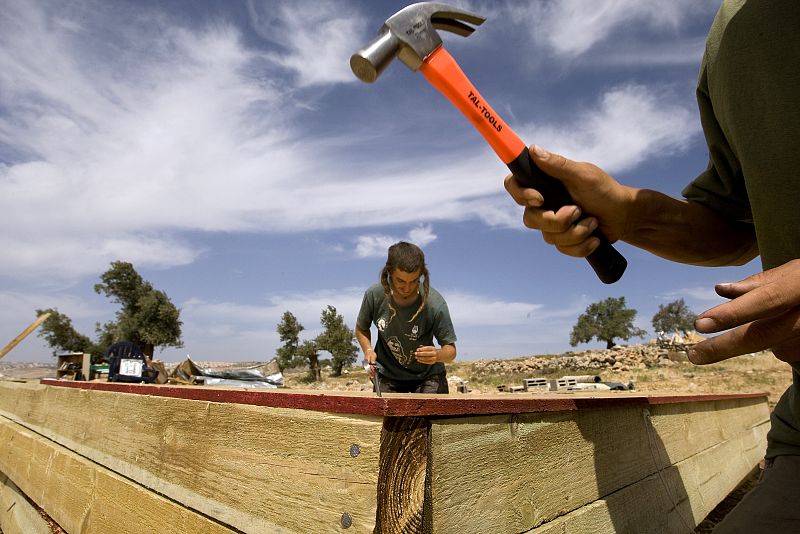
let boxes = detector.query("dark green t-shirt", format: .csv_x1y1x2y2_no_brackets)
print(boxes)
356,283,457,382
682,0,800,458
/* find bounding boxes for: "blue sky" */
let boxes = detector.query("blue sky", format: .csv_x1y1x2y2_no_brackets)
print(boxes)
1,0,759,364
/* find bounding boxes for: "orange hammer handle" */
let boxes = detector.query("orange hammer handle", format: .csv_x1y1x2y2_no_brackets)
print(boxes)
419,46,627,284
420,46,524,164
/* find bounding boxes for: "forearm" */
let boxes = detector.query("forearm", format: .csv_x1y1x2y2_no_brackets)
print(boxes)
437,343,456,364
623,189,758,266
355,327,372,355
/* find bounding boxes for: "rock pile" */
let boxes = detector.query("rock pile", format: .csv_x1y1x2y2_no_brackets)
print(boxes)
471,343,686,377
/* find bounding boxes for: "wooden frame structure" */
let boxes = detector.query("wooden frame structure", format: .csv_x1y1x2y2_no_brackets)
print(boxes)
0,379,769,533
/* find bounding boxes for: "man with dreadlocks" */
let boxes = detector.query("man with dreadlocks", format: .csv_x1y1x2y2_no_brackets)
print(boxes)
355,241,457,394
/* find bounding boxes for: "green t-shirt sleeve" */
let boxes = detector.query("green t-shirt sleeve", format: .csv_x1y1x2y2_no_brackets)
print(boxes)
356,288,375,332
432,301,457,347
682,69,752,224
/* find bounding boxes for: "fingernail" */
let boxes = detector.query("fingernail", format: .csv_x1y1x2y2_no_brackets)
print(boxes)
570,207,582,222
695,317,716,332
687,348,702,364
527,192,544,206
532,144,549,160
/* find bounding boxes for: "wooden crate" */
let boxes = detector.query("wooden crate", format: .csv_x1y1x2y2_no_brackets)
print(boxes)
55,352,91,380
0,380,770,533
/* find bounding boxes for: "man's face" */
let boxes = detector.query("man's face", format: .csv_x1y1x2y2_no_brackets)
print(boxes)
391,268,421,299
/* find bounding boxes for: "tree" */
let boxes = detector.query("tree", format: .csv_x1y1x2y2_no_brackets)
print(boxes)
652,298,697,335
297,340,321,382
94,261,183,358
570,297,647,349
276,311,305,371
314,305,358,377
36,262,182,360
36,309,97,356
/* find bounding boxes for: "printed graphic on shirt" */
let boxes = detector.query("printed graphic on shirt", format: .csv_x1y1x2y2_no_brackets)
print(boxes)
387,336,413,366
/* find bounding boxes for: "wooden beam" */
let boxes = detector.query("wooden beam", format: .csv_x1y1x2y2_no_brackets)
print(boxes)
375,417,430,534
0,380,384,533
39,378,767,417
1,380,771,533
0,472,53,534
526,441,762,533
0,416,235,534
0,313,50,360
425,397,769,533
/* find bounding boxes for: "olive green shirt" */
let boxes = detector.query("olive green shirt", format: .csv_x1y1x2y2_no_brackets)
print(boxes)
357,284,457,382
682,0,800,458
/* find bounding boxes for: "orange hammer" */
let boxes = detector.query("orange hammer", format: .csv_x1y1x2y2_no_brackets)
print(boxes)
350,2,627,284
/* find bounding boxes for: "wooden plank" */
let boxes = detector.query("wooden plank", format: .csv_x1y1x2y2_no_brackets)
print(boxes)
39,378,766,417
0,313,50,360
426,396,769,533
0,380,384,533
526,427,766,533
0,416,235,534
0,472,53,534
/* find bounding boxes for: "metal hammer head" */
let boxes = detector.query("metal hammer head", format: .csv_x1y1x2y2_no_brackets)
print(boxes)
350,2,485,83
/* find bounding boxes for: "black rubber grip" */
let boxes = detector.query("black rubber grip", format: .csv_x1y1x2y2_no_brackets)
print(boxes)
507,148,627,284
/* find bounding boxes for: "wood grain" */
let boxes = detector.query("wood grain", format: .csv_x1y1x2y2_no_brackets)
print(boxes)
426,397,769,533
0,472,53,534
0,416,235,534
0,381,384,533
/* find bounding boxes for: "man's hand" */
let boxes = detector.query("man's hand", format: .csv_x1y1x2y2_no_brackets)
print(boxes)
364,348,377,364
689,260,800,364
504,145,635,257
414,343,456,365
413,345,440,365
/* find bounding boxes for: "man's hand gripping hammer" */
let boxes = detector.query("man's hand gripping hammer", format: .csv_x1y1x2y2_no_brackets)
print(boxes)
350,2,627,284
369,361,383,397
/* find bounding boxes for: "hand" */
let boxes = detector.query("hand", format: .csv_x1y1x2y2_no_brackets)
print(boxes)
689,260,800,364
503,145,634,257
364,348,377,364
413,345,439,365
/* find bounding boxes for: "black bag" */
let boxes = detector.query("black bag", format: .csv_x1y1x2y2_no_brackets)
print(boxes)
105,341,156,383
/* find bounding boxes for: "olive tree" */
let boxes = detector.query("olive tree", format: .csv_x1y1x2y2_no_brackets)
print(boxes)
570,297,647,349
652,298,697,335
314,305,358,377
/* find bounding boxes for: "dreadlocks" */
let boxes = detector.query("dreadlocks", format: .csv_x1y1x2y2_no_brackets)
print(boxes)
379,241,430,323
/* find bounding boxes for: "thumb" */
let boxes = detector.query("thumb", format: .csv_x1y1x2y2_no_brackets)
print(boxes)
529,145,582,185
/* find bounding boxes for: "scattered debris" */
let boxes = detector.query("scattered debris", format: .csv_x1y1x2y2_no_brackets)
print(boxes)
168,356,284,388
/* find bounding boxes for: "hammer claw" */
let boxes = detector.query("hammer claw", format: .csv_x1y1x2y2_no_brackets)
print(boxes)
431,17,479,37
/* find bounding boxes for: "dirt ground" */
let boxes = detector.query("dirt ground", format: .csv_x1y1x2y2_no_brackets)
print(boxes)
2,348,793,532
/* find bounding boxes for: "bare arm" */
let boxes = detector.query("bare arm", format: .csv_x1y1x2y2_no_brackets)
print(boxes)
504,145,758,267
414,343,456,365
623,189,758,266
355,325,376,363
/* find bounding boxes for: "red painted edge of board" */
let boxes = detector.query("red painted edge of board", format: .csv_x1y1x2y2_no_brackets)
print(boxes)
39,379,766,417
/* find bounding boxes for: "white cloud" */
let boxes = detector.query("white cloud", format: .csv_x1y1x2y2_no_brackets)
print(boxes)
246,0,367,87
520,84,699,174
354,225,438,258
507,0,716,62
